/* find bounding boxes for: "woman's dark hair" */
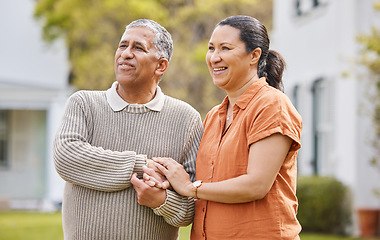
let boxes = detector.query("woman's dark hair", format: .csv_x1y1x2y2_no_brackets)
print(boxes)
216,15,285,91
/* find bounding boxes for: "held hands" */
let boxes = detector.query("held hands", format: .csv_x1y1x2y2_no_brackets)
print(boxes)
152,157,196,198
130,159,170,208
143,159,170,189
131,157,196,208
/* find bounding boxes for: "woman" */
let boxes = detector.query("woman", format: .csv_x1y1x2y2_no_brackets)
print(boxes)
153,15,302,239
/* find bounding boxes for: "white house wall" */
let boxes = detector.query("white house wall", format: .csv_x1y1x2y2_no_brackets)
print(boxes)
272,0,380,209
0,0,70,210
45,90,72,204
0,110,47,199
0,0,68,89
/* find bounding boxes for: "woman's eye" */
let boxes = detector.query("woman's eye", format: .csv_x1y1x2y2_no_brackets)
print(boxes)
222,46,230,50
208,46,214,51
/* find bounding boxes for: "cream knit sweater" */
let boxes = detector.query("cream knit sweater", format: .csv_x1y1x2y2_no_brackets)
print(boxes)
53,90,203,240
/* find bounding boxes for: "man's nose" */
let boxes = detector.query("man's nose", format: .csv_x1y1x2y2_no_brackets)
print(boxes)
121,47,133,59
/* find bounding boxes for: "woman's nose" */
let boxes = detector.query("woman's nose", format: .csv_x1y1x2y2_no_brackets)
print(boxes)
209,51,221,63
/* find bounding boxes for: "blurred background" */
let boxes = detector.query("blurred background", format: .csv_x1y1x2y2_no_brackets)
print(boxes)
1,0,380,239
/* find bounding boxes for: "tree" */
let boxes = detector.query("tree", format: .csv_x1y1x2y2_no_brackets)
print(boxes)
34,0,273,117
357,0,380,197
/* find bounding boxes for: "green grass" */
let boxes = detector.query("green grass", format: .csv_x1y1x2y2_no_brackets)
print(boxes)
0,211,63,240
0,211,378,240
179,225,191,239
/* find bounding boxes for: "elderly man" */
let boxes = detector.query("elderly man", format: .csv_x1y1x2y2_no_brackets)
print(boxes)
53,19,203,240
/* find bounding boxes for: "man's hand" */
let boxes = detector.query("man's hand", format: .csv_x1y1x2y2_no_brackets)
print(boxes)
130,173,167,208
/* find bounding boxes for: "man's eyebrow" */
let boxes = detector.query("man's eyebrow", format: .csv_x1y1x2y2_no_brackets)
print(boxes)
119,40,147,47
134,41,147,48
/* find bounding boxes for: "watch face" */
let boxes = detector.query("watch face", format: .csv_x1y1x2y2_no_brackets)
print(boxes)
193,180,202,188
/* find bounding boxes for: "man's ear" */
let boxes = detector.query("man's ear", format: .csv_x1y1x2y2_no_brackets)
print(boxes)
155,58,169,76
250,48,262,65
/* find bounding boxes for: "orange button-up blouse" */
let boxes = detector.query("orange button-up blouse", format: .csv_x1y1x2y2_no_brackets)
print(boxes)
191,78,303,240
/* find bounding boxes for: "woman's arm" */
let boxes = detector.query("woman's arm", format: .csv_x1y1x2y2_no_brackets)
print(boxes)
153,133,292,203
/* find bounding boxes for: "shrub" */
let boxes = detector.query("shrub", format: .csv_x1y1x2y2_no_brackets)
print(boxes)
297,176,352,234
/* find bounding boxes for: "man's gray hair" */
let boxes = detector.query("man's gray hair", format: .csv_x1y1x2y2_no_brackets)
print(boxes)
125,19,173,62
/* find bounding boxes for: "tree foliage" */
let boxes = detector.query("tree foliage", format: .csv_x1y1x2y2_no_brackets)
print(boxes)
34,0,272,117
357,0,380,197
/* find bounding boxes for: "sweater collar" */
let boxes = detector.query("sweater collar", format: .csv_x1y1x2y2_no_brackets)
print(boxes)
106,81,165,112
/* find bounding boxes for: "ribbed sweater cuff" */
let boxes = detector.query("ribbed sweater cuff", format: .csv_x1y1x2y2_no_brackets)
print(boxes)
153,190,187,216
133,154,147,179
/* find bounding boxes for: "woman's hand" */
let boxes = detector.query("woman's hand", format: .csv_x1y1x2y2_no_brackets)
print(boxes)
142,159,171,189
152,157,195,198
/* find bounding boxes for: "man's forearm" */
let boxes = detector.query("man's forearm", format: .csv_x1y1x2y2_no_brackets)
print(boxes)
54,135,147,191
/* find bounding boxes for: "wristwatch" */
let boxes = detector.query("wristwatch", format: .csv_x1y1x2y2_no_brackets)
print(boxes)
192,180,202,199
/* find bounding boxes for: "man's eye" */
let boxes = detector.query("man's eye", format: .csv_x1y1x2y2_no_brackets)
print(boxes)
119,44,127,49
134,46,145,51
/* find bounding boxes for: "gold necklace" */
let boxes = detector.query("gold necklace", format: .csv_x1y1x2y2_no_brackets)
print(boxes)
226,112,233,121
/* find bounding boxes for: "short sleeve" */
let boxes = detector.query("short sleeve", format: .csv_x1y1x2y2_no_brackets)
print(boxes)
247,92,302,151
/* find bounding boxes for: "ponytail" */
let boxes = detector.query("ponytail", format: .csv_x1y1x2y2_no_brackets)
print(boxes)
258,50,286,92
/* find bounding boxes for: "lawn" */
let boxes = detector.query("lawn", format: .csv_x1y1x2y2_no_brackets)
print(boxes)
0,211,63,240
0,211,378,240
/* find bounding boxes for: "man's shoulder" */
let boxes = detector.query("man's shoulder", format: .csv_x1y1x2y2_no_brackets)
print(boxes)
66,90,108,111
163,95,199,115
69,90,106,102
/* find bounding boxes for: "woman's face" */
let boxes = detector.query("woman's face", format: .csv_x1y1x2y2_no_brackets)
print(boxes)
206,25,255,91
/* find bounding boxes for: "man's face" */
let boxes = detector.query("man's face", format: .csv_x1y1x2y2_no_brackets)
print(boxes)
114,27,160,89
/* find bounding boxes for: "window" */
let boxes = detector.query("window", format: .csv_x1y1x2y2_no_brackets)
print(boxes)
295,0,302,16
312,78,334,175
0,110,9,167
295,0,325,16
292,84,300,109
292,84,301,173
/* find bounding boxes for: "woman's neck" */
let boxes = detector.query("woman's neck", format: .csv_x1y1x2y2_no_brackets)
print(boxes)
227,73,259,106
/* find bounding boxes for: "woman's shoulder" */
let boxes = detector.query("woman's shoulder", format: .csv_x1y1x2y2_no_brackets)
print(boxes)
249,85,302,124
202,104,222,126
253,85,296,111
